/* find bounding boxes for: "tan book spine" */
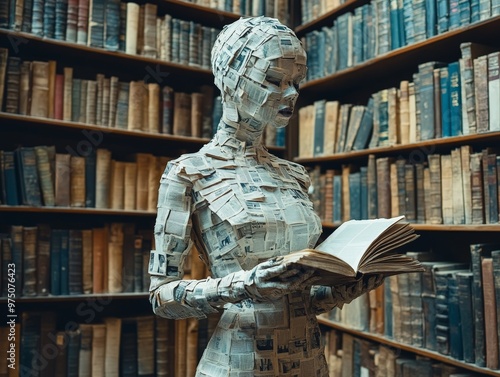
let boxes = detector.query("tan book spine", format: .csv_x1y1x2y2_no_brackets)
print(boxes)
323,101,339,156
91,324,107,377
30,61,50,118
101,77,111,127
63,68,73,121
104,318,122,376
341,164,350,221
19,61,31,115
147,156,160,212
108,223,123,293
387,87,399,145
474,55,489,133
482,258,499,369
137,317,156,376
423,167,431,223
86,80,97,125
79,80,88,124
173,92,192,136
148,83,160,133
428,154,443,224
399,80,410,145
440,154,453,224
81,229,93,294
451,148,465,224
390,161,399,217
55,153,71,207
34,146,55,206
461,145,472,224
92,227,107,294
108,76,120,127
126,3,140,54
128,81,145,131
408,82,417,144
135,153,151,211
190,92,203,138
48,60,57,118
78,324,93,377
95,149,112,209
70,156,86,207
95,73,104,126
0,49,7,110
109,160,125,210
143,3,158,58
124,162,138,210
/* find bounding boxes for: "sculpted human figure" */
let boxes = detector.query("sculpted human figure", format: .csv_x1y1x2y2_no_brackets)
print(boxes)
149,16,382,376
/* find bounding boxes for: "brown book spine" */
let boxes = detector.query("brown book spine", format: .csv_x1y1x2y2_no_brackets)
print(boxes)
440,154,453,224
30,61,50,118
19,61,31,115
148,83,160,133
86,80,97,125
95,73,104,126
92,227,106,294
482,257,499,370
128,81,146,131
474,55,489,133
63,67,73,121
108,223,123,293
36,224,51,296
5,57,21,114
470,152,485,224
108,76,119,127
135,153,151,211
22,227,37,296
101,77,110,126
95,149,112,209
428,154,443,224
48,60,57,118
387,87,399,146
190,92,203,138
70,156,86,207
77,0,90,45
0,48,9,112
376,157,391,218
461,145,473,224
54,74,64,120
55,153,71,207
109,160,125,210
82,229,93,294
124,162,137,210
173,92,192,136
399,80,410,144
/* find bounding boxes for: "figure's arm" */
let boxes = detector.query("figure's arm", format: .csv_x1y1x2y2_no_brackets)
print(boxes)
150,162,317,320
308,275,384,314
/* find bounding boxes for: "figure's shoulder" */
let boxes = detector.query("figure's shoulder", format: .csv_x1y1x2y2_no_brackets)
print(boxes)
269,154,311,191
165,152,215,184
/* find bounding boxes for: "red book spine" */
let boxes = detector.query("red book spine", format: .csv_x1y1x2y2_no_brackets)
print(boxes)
54,74,64,120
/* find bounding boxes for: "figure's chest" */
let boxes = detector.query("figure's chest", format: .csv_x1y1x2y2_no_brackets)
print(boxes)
192,163,322,277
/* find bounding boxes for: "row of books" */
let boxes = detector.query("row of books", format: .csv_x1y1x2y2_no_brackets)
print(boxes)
0,146,170,211
0,314,174,377
0,0,223,67
309,147,500,225
300,0,346,24
0,223,152,297
181,0,291,23
322,244,500,370
299,43,500,158
303,0,499,82
0,50,219,138
323,329,483,376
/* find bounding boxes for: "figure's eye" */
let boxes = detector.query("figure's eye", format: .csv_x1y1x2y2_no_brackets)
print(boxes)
266,76,282,87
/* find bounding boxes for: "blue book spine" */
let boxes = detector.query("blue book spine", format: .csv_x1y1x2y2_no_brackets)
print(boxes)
360,167,368,219
22,0,33,32
423,295,437,350
491,251,500,364
493,0,500,15
425,0,437,37
313,100,326,156
60,229,70,295
361,5,372,61
349,172,361,220
390,0,402,49
384,279,393,338
54,0,68,40
398,0,406,46
377,90,389,146
1,151,20,205
448,274,464,360
333,175,342,223
43,0,55,38
449,0,461,29
322,26,335,76
171,18,181,63
336,14,349,71
448,61,462,136
470,0,480,21
31,0,45,36
440,67,451,137
418,62,438,140
459,0,471,24
457,272,475,363
317,30,326,78
403,0,415,45
352,97,374,150
275,127,285,147
50,229,62,295
212,96,223,136
437,0,449,33
353,7,363,64
104,0,120,51
412,0,427,42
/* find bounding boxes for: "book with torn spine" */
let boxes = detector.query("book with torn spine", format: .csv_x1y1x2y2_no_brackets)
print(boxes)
281,215,423,286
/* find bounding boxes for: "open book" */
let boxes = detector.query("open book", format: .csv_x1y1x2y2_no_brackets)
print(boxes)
283,216,424,286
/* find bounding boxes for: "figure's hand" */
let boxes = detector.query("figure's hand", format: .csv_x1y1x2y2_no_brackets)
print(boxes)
244,257,320,301
332,274,384,306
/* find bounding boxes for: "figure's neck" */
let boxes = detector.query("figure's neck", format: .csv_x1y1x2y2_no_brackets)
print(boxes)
216,113,268,147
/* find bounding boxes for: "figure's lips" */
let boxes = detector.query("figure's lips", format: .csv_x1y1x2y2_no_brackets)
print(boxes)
278,108,293,117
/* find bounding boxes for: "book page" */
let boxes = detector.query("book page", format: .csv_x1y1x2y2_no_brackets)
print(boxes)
315,216,405,271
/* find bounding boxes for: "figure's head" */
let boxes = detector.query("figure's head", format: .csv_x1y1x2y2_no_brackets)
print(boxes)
211,16,307,129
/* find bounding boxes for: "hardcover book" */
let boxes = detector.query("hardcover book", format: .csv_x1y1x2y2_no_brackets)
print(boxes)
280,216,422,286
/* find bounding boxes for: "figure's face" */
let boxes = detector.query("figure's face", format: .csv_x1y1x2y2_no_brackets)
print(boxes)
238,57,307,129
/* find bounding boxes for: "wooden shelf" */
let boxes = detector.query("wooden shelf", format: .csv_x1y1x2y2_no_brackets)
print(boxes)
158,0,240,26
294,131,500,164
0,205,156,217
298,16,500,101
0,293,149,304
318,318,500,376
295,0,368,37
0,28,213,85
0,112,211,145
322,222,500,232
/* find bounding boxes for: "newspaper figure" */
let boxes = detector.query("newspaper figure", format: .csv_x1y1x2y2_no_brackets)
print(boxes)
149,16,383,376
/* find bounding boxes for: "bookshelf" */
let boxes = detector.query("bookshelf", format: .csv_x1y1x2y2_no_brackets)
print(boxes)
294,0,500,374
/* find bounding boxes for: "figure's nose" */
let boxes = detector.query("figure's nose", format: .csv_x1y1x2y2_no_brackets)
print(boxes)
283,83,299,101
